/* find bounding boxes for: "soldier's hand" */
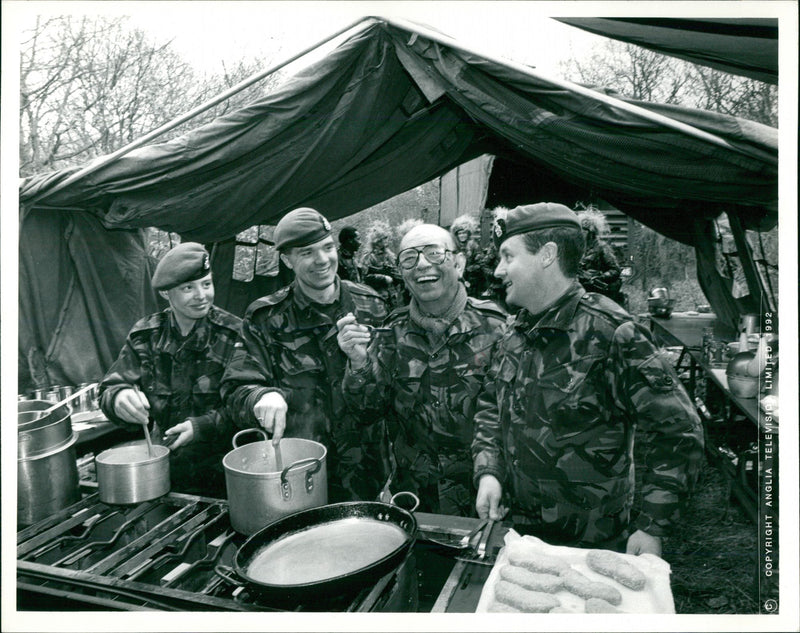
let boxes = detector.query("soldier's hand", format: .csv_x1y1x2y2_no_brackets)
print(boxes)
113,388,150,425
476,474,506,521
254,391,287,444
163,420,194,450
336,313,371,370
626,530,663,557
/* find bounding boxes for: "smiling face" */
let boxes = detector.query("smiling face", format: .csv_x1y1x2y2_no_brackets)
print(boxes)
398,224,464,315
164,273,214,333
494,235,549,313
281,236,339,297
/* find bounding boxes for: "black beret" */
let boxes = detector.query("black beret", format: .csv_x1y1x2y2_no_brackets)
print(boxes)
274,207,332,251
493,202,581,247
152,242,211,290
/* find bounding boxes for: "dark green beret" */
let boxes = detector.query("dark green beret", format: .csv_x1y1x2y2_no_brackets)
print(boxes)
493,202,581,247
152,242,211,290
274,207,332,251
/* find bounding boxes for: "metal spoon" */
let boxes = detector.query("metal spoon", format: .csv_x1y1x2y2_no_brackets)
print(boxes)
274,439,284,472
143,421,155,458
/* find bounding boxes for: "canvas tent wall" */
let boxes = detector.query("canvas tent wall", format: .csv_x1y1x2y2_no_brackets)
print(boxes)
18,16,778,390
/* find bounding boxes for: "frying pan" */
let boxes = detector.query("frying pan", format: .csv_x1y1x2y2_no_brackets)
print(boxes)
216,497,418,605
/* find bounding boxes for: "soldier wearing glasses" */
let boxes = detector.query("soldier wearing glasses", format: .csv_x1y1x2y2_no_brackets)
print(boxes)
338,223,507,516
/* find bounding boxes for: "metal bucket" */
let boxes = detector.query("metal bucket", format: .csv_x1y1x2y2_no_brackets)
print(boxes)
17,400,80,527
223,429,327,535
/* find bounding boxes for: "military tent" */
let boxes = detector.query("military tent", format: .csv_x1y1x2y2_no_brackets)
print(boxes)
17,16,779,391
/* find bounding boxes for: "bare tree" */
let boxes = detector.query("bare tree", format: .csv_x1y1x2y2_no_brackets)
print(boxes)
19,15,281,177
559,40,778,126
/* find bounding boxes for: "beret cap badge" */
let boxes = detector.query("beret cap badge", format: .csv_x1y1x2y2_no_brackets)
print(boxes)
274,207,333,250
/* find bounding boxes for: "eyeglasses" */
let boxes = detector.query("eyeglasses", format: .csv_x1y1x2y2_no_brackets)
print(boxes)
397,245,455,270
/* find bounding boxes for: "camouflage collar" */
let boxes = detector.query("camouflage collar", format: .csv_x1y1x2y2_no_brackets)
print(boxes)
160,309,211,352
516,281,586,334
292,276,341,312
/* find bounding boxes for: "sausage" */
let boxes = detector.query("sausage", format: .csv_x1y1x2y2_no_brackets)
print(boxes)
499,564,563,593
560,569,622,605
586,549,647,591
488,601,521,613
506,540,569,575
585,597,623,613
494,580,561,612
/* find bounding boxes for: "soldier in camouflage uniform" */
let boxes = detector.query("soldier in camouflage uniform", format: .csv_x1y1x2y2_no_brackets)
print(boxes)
339,224,507,516
472,203,703,555
221,208,389,502
99,242,242,498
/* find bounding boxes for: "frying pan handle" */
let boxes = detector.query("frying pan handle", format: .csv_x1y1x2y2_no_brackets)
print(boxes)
214,563,245,587
390,491,420,513
279,457,322,484
232,427,268,450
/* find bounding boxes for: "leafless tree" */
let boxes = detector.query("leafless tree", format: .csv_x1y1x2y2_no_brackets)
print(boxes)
19,15,280,177
559,40,778,126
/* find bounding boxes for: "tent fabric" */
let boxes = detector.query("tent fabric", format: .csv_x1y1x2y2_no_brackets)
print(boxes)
18,210,159,391
17,19,779,385
20,21,777,246
555,18,779,85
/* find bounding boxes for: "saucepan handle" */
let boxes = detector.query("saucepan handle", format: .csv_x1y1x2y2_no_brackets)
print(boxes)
280,457,322,484
390,490,420,513
232,427,268,450
214,563,245,587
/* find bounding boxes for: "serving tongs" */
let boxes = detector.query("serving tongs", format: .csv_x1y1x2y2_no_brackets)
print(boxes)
455,519,497,565
421,518,488,551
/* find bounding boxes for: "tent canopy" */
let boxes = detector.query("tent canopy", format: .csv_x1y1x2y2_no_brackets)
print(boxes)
555,18,778,85
18,17,779,389
21,19,778,246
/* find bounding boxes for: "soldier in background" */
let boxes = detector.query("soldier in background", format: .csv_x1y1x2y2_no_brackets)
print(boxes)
337,226,363,283
576,207,624,305
221,208,389,502
338,223,507,516
472,203,703,554
449,214,483,298
99,242,242,498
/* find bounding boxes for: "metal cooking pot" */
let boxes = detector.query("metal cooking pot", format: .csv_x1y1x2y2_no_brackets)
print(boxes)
95,440,171,504
17,400,80,527
223,428,327,534
215,496,418,605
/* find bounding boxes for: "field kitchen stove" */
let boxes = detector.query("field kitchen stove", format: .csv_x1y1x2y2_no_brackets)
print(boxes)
16,486,419,612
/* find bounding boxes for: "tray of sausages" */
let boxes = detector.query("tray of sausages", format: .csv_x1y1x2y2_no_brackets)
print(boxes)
476,531,674,614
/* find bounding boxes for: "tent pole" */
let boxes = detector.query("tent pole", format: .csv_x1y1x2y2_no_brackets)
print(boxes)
370,15,776,165
34,17,379,202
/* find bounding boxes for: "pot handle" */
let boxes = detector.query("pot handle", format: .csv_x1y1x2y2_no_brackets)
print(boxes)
280,457,323,484
390,491,420,513
232,427,268,450
214,563,245,587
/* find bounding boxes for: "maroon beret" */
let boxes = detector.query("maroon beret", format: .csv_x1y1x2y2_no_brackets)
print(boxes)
152,242,211,290
493,202,581,247
273,208,332,251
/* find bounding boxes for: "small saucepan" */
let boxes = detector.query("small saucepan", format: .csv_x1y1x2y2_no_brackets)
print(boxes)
215,494,419,605
95,439,170,504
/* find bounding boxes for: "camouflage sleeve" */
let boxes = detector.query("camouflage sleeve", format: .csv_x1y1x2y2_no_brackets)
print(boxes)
188,411,223,442
220,317,285,429
471,338,510,488
610,321,705,536
341,333,394,419
98,332,145,428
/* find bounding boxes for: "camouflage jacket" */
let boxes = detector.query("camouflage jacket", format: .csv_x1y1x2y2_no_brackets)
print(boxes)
337,249,363,283
221,278,389,502
343,297,507,512
99,306,242,442
472,282,703,545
